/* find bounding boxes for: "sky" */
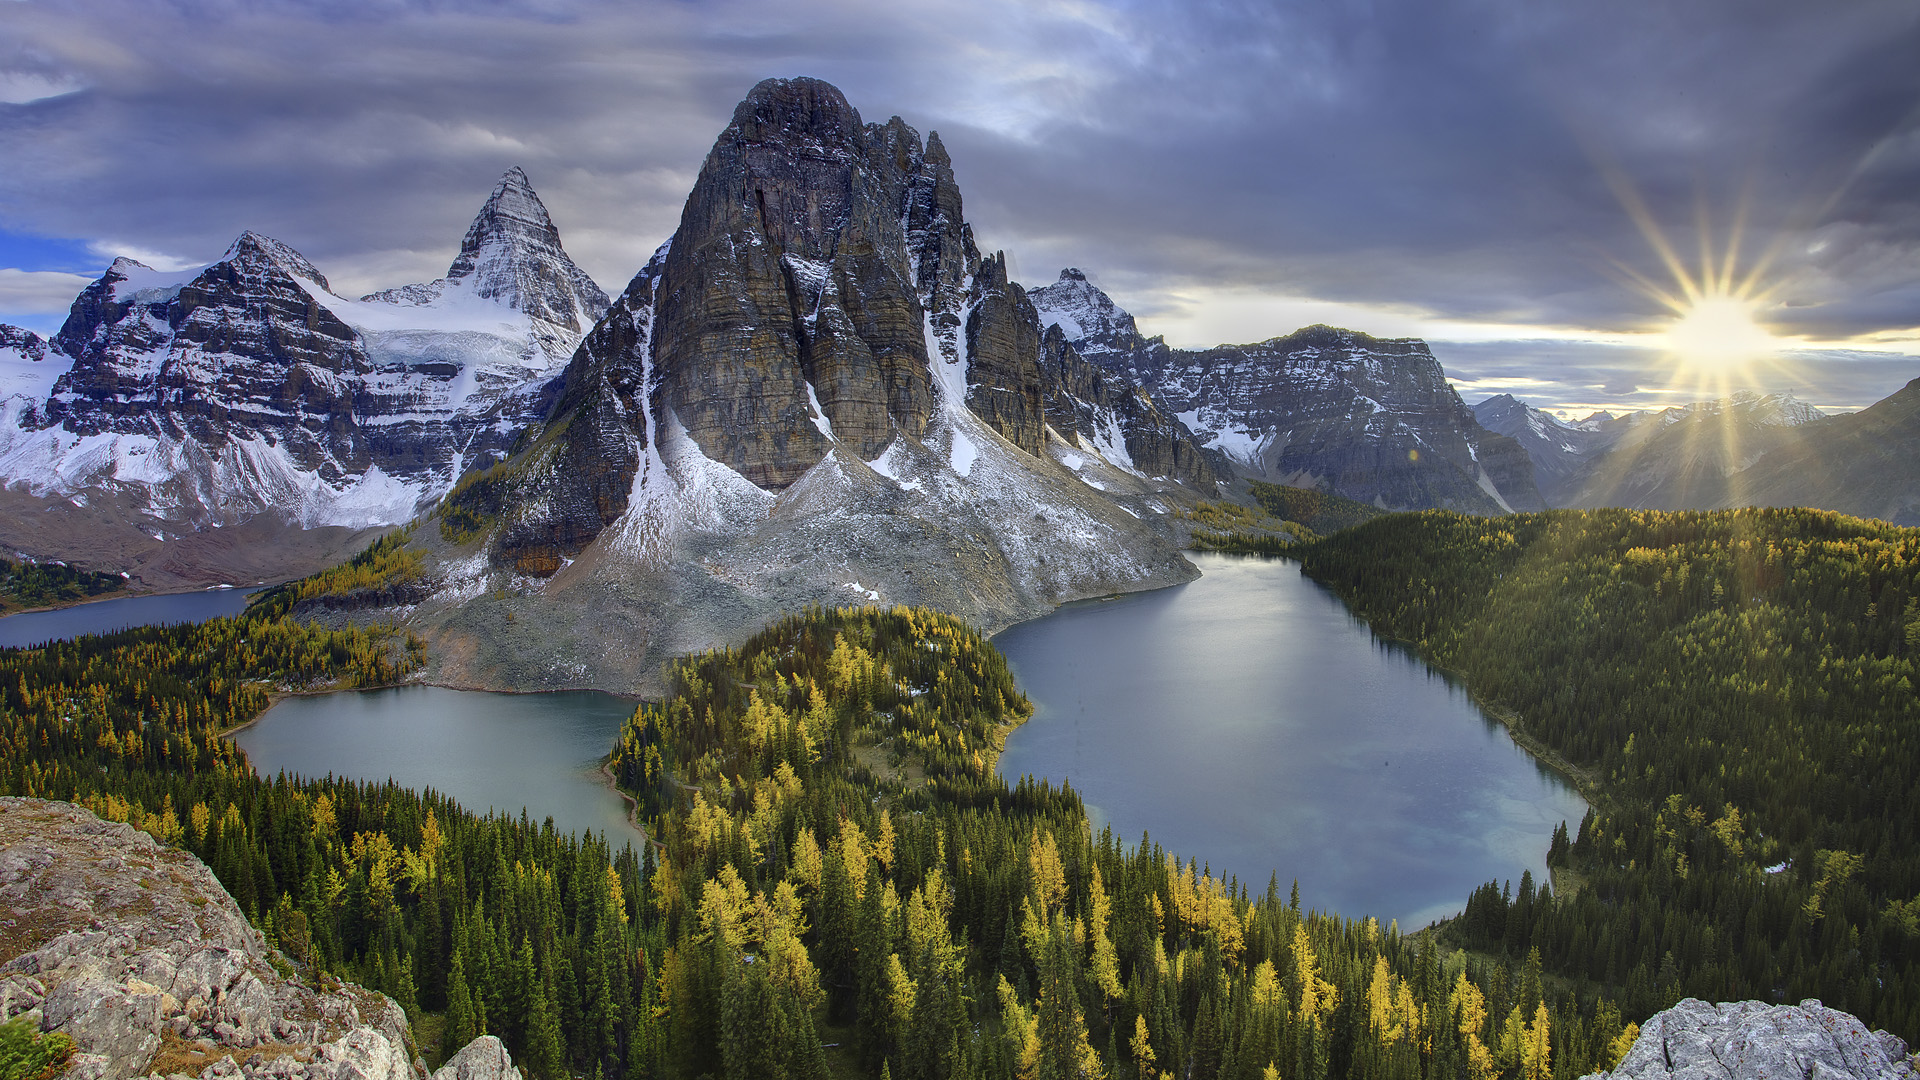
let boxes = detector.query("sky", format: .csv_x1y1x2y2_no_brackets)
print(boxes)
1,0,1916,416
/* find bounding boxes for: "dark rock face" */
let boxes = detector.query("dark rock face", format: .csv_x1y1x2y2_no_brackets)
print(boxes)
479,255,663,576
646,76,1103,487
486,76,1217,575
1030,271,1543,513
650,78,938,486
0,324,48,363
963,254,1048,457
1581,998,1915,1080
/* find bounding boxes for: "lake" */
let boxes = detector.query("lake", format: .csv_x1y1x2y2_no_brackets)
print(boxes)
0,586,263,648
233,686,645,844
993,552,1586,928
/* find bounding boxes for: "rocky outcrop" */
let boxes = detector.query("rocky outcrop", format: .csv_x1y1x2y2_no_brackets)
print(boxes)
1028,271,1544,513
1583,998,1916,1080
0,797,522,1080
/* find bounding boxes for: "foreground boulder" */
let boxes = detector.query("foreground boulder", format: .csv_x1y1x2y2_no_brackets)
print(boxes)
1585,998,1916,1080
0,797,521,1080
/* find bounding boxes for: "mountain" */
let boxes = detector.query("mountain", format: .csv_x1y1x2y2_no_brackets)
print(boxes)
1028,270,1544,513
1557,390,1828,510
1476,384,1920,525
1713,379,1920,525
0,170,607,589
1472,393,1626,505
377,77,1210,693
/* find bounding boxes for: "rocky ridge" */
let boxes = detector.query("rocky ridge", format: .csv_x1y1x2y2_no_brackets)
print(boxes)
1583,998,1915,1080
0,797,521,1080
1027,269,1544,513
0,170,606,588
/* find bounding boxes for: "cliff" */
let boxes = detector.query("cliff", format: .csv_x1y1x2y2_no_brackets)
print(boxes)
0,797,520,1080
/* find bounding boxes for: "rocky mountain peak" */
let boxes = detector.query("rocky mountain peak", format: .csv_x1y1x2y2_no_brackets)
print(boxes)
223,229,331,291
1028,267,1146,356
729,76,866,151
438,167,610,333
363,167,609,343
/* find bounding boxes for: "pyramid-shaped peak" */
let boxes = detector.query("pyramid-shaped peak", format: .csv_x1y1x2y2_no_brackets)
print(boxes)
1059,268,1089,282
450,167,565,273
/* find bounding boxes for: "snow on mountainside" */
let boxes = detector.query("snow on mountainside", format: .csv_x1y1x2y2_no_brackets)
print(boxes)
1028,273,1543,513
0,170,606,584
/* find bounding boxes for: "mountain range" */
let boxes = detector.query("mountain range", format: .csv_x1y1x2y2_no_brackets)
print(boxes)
1474,385,1920,525
1,75,1913,689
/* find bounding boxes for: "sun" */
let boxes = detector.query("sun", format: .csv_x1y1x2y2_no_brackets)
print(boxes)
1663,294,1778,373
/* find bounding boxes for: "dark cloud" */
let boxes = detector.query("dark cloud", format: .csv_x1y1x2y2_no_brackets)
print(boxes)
0,0,1915,383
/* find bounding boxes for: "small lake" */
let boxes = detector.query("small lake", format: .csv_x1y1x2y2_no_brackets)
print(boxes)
234,687,644,844
994,553,1586,928
0,586,264,648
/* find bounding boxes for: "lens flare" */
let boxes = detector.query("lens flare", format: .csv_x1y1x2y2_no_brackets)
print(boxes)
1663,295,1776,372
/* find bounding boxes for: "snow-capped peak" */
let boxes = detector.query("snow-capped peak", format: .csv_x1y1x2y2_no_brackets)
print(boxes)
361,167,609,348
1028,267,1143,353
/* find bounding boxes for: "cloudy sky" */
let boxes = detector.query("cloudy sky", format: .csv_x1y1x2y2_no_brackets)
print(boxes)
2,0,1916,415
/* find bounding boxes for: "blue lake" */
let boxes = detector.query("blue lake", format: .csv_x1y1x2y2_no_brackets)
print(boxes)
234,686,644,844
0,586,263,648
994,552,1586,929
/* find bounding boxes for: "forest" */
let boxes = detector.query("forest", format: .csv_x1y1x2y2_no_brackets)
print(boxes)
1293,507,1920,1041
2,503,1914,1079
0,596,1633,1080
0,555,125,613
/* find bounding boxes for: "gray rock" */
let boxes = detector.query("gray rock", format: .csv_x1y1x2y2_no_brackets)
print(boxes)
1585,998,1919,1080
0,797,417,1080
431,1036,524,1080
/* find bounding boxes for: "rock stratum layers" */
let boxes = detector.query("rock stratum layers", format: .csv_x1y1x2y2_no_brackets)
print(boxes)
380,77,1213,693
0,797,522,1080
1583,998,1916,1080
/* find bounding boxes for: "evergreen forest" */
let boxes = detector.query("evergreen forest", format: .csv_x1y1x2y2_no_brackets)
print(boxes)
0,503,1913,1079
1294,507,1920,1041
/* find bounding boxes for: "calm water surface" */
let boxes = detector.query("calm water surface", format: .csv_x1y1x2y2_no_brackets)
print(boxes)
0,587,263,648
995,553,1586,928
235,687,643,843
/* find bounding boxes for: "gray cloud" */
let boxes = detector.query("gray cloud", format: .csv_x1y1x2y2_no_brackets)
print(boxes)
0,0,1915,381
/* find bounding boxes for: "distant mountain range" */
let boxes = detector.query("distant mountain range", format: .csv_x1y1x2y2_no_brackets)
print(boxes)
1474,385,1920,525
